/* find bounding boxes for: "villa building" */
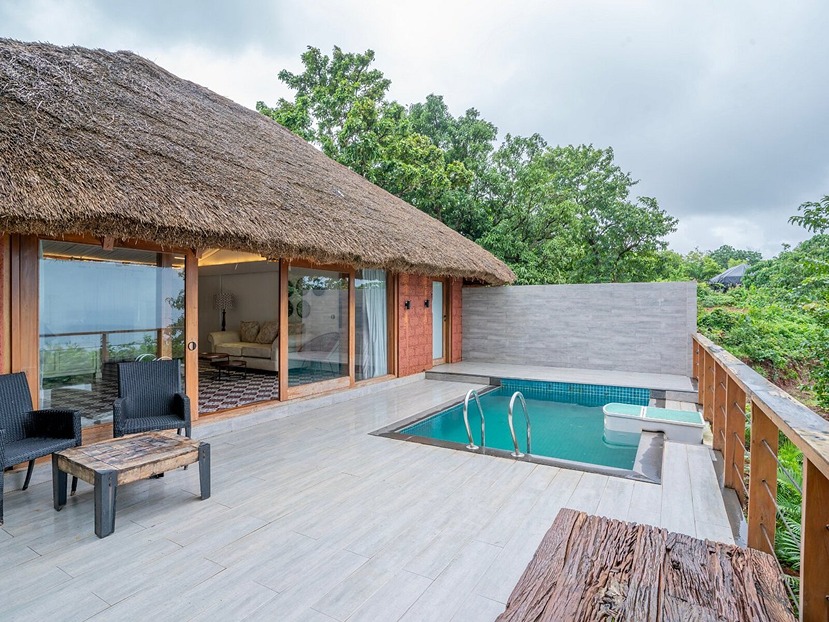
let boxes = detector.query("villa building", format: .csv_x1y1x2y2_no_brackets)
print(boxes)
0,39,513,440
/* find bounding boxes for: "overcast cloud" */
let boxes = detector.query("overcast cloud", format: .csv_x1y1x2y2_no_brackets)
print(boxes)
3,0,827,257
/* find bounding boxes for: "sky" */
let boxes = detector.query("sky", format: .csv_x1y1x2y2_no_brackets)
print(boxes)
3,0,827,258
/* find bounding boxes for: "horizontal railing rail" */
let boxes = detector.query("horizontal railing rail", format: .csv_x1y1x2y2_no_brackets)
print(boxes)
693,333,829,620
39,328,166,338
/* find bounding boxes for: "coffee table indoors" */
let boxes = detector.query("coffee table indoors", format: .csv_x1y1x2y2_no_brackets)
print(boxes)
52,431,210,538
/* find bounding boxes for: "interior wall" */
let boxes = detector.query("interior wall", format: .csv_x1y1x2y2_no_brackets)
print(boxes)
198,262,279,348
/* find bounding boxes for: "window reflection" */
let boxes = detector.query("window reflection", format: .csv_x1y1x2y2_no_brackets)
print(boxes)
287,267,349,386
38,241,185,426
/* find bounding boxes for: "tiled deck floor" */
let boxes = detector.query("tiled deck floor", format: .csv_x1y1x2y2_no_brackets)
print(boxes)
1,378,730,621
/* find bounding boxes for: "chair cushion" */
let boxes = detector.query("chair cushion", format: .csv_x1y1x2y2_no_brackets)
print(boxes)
215,343,245,356
120,415,186,435
4,437,77,467
242,345,272,359
239,321,260,343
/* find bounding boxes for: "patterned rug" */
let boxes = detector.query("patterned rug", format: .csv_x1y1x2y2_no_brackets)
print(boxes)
46,364,343,419
198,365,279,413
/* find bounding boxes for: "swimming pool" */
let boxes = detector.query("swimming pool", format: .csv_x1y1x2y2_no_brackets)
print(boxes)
389,379,651,471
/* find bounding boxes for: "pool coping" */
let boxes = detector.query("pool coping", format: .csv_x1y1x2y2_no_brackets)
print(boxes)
371,385,664,483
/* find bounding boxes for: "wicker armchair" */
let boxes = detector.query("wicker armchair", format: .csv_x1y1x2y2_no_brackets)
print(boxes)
113,360,191,438
0,372,81,525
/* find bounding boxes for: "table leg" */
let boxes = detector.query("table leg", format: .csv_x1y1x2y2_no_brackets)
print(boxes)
94,470,118,538
52,454,67,510
199,443,211,500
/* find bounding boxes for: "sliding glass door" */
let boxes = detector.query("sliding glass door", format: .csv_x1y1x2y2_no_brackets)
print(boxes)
38,240,185,427
287,266,349,387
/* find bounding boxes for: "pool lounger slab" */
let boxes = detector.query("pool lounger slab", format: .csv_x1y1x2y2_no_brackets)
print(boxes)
603,402,704,445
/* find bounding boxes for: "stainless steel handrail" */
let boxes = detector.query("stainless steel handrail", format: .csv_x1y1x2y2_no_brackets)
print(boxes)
463,389,485,450
508,391,531,458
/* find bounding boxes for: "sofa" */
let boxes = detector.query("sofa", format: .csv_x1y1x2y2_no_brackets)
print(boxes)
208,324,346,374
208,329,278,371
208,321,306,373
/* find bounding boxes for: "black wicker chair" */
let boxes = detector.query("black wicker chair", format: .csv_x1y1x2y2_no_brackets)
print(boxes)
113,360,191,438
0,372,81,525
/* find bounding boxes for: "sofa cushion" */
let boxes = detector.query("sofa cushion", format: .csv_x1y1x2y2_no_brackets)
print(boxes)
242,345,272,359
256,320,279,344
215,343,244,356
239,321,260,343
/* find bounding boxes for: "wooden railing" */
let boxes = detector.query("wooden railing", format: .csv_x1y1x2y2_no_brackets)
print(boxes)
693,333,829,621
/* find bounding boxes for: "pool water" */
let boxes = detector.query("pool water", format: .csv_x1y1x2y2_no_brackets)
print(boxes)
400,382,650,470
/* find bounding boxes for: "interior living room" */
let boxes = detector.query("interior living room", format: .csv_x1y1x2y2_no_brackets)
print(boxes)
197,250,281,413
197,250,392,414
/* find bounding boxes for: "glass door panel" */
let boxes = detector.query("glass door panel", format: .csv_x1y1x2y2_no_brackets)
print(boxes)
287,266,349,386
432,280,444,360
39,240,185,427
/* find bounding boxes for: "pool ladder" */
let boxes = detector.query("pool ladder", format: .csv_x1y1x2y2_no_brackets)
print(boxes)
463,389,485,450
508,391,532,458
463,389,532,459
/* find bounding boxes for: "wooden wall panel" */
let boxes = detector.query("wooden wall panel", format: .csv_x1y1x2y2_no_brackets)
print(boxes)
278,260,288,401
1,234,10,374
184,249,199,420
10,235,40,405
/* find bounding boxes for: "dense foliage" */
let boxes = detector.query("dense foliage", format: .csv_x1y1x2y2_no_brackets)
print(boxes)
258,46,677,284
696,236,829,408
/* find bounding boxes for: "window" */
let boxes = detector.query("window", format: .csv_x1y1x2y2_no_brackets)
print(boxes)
38,240,185,426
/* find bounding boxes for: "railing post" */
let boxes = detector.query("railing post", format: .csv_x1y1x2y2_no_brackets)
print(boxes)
800,458,829,621
724,375,747,506
747,400,778,554
692,337,699,381
100,332,109,364
713,362,727,453
702,351,714,424
697,345,706,407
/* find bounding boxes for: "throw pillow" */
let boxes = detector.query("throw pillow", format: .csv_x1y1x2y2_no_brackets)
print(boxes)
256,320,279,344
239,321,260,343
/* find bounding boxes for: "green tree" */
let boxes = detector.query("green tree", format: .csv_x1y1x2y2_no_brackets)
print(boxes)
790,195,829,233
708,244,763,269
408,94,498,237
257,47,471,224
682,249,723,281
260,46,678,285
476,140,677,284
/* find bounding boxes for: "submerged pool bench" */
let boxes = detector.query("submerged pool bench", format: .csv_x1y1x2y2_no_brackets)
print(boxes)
603,402,705,444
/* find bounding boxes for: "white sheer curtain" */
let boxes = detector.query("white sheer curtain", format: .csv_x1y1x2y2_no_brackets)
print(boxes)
359,270,388,379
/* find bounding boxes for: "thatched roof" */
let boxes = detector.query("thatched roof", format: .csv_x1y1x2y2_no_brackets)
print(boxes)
0,39,514,285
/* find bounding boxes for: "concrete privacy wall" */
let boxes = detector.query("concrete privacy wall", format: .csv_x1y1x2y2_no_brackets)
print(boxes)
463,281,697,376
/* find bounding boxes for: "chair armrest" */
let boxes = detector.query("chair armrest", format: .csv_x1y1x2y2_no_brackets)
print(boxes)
208,331,240,350
28,409,82,444
0,429,5,469
172,392,192,426
113,397,131,438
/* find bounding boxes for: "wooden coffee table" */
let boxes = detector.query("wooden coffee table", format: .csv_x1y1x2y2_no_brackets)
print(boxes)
52,431,211,538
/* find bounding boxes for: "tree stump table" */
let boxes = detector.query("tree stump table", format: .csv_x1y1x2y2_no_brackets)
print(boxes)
52,431,210,538
497,508,794,621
